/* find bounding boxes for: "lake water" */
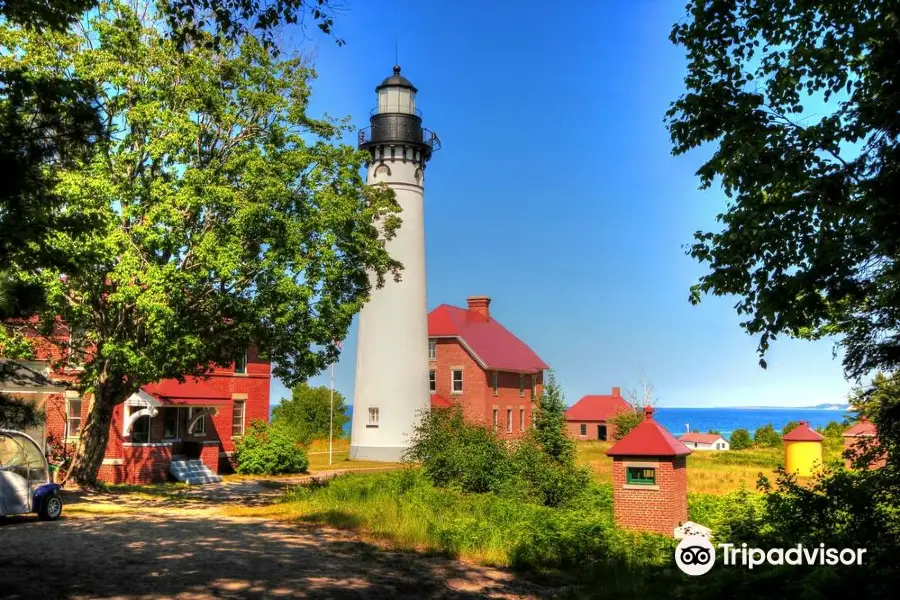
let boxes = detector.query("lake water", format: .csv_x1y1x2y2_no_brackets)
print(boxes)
277,405,853,441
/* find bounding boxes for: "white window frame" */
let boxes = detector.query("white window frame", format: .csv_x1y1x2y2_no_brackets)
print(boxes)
428,340,436,360
429,369,436,393
580,423,587,436
506,408,513,433
189,407,206,436
131,414,152,444
492,407,498,430
451,369,463,394
234,349,248,375
519,407,525,431
368,406,380,427
232,399,246,438
66,396,83,439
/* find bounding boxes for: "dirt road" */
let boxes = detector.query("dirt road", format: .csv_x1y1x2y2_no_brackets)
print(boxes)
0,487,555,599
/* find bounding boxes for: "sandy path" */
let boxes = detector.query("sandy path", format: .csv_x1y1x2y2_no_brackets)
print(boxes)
0,505,555,599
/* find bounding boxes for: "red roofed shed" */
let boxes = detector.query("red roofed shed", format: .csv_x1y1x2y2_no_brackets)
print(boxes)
606,407,690,537
566,387,632,441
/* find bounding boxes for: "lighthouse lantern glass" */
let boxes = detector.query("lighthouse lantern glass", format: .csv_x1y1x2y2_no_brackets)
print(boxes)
378,86,416,115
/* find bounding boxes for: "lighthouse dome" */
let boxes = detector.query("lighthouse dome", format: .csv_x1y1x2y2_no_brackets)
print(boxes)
376,65,418,92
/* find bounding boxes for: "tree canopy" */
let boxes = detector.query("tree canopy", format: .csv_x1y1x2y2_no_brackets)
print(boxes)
1,0,399,484
667,0,900,380
272,382,350,443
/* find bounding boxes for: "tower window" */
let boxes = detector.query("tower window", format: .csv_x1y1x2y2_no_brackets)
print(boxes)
368,407,380,427
428,340,436,360
626,467,656,486
451,369,463,393
429,369,436,392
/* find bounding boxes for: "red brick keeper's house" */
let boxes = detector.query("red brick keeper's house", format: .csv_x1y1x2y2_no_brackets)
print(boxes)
0,321,270,484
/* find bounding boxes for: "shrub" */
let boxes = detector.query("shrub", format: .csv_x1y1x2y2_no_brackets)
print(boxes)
506,437,591,507
272,382,350,444
405,406,509,494
610,408,642,441
753,423,781,447
233,420,309,475
729,428,752,449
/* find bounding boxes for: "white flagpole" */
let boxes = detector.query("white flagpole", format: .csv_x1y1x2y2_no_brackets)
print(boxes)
329,361,335,466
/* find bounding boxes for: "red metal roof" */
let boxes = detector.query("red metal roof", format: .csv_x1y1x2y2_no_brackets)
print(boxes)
566,392,632,422
430,394,453,408
606,407,692,457
428,303,548,372
679,433,724,445
782,421,824,442
843,417,877,437
142,378,230,406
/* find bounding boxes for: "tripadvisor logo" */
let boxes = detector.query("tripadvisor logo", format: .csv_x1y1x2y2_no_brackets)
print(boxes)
675,537,867,576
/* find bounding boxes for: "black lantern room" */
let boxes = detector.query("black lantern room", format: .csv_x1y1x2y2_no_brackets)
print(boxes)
358,65,440,165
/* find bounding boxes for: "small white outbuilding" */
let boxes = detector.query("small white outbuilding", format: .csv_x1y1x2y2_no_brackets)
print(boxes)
679,433,730,451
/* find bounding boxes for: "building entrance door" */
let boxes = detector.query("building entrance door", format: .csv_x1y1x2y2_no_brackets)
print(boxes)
598,425,607,441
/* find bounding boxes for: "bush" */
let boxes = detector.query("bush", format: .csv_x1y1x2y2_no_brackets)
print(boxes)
729,428,752,449
532,370,576,464
506,437,591,507
609,408,642,441
753,423,782,448
404,406,509,494
233,420,309,475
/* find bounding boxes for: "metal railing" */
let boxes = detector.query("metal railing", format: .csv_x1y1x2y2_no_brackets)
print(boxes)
358,126,441,152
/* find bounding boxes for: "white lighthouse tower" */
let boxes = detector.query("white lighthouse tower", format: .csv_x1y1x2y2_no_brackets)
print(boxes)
350,65,440,461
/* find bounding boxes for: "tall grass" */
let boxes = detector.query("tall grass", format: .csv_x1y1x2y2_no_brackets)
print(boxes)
230,469,676,577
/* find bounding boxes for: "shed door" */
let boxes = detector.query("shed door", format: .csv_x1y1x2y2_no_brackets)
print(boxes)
598,425,608,441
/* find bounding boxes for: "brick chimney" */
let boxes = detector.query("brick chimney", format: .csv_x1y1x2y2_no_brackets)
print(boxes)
611,386,621,398
467,296,491,320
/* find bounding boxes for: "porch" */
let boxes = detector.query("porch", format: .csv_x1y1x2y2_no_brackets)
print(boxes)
102,381,231,484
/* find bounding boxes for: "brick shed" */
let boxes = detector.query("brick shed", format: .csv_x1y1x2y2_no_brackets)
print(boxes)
606,406,692,537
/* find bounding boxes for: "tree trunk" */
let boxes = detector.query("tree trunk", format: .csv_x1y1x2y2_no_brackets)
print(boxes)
65,384,130,486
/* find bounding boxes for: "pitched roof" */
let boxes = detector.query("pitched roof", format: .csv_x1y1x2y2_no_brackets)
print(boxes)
606,407,692,457
430,394,453,408
844,417,877,437
142,378,230,406
782,421,824,442
566,392,632,422
679,433,724,444
428,303,548,372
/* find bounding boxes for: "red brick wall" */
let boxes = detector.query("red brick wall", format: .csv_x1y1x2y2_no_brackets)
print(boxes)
199,441,219,473
429,338,543,438
567,420,616,441
612,456,688,536
843,437,887,469
97,444,173,484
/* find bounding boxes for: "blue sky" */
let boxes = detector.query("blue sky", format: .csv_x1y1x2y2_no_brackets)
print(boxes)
270,0,853,408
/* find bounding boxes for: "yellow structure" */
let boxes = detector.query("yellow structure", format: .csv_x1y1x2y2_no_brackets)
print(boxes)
783,421,824,477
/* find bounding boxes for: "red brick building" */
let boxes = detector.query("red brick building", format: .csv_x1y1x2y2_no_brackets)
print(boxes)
606,406,691,536
843,417,885,469
565,388,632,441
1,322,270,484
427,296,548,437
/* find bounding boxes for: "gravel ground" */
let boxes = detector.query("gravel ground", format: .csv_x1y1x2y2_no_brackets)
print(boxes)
0,486,555,599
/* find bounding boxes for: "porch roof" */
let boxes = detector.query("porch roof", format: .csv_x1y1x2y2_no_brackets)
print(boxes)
141,378,231,406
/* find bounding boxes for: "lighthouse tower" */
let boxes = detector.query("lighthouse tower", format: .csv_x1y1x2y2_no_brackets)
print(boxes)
350,66,440,461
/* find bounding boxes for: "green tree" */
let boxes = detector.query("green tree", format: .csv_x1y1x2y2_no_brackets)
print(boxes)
609,408,641,441
272,382,349,443
0,1,343,315
2,1,400,485
667,1,900,381
532,370,576,466
729,428,752,450
0,396,45,430
753,423,782,448
781,421,801,436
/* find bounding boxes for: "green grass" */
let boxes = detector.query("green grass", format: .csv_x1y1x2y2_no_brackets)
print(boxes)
228,470,677,582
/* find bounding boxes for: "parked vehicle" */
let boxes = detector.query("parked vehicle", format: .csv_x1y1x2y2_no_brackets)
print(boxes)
0,429,63,520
